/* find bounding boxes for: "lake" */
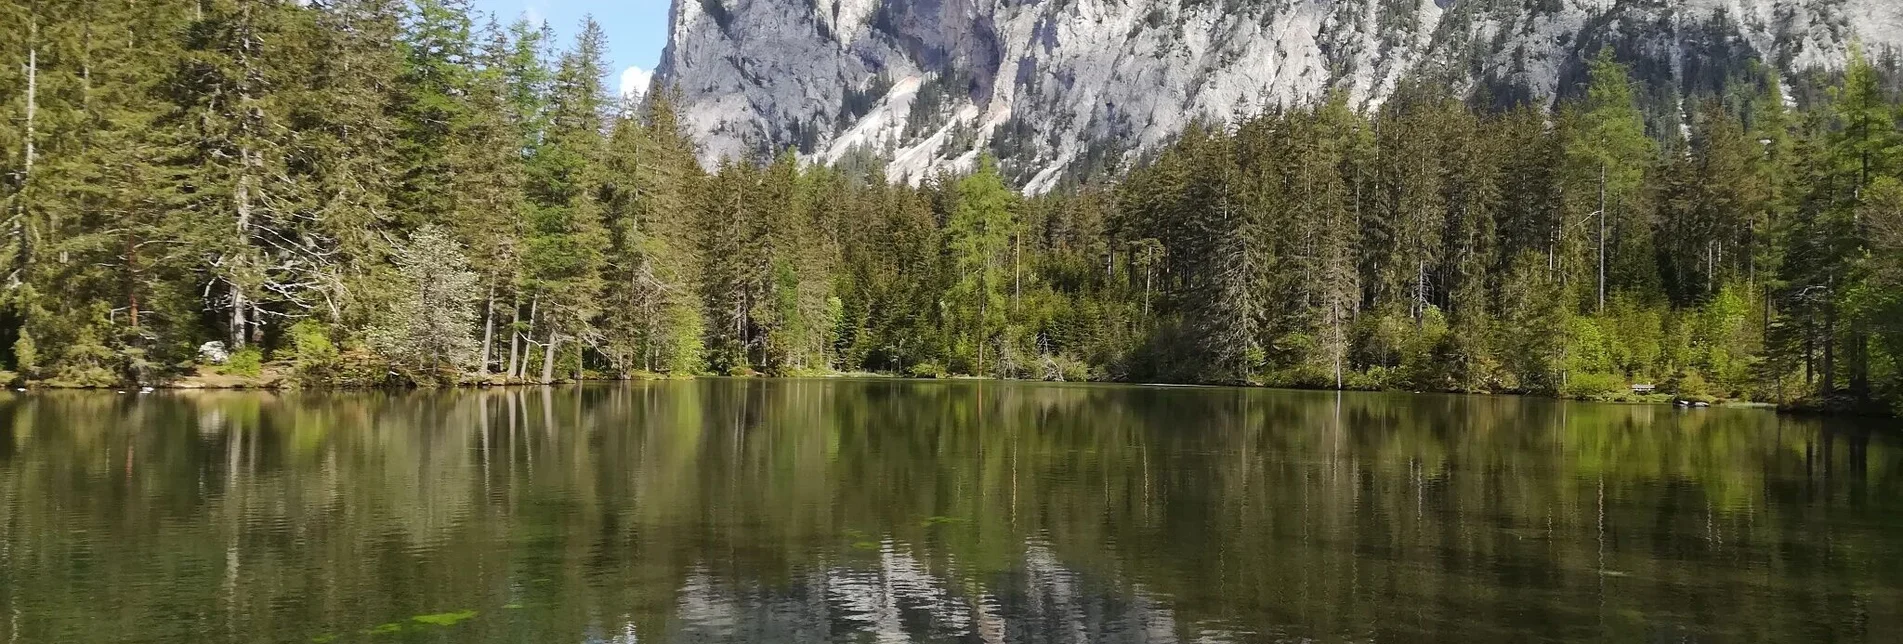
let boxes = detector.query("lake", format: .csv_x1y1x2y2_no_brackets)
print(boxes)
0,380,1898,643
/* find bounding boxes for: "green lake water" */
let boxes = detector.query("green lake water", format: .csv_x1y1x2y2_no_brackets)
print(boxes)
0,380,1898,643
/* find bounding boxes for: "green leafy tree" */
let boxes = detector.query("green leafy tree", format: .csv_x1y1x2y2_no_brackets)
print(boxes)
944,156,1016,375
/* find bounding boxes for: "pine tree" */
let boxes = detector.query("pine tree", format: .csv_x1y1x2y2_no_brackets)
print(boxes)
1437,107,1503,390
167,0,318,349
1826,49,1899,397
451,33,526,377
297,0,404,324
393,0,476,228
599,94,705,375
520,17,609,382
1368,84,1451,322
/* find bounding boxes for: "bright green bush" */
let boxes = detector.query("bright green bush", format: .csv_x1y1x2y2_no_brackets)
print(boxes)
226,347,264,378
1561,371,1626,399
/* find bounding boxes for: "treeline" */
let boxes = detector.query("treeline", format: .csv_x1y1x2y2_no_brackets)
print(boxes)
2,1,1901,412
1101,52,1903,412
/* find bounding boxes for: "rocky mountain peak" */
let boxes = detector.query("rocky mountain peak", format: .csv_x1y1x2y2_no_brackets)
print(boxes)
657,0,1903,192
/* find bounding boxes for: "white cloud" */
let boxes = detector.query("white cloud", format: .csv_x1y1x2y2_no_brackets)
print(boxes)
620,66,654,101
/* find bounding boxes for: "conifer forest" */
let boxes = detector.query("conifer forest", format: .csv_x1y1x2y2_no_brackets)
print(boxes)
4,0,1903,414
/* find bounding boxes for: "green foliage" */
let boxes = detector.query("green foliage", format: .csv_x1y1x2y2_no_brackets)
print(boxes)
13,331,38,378
289,320,340,382
1561,371,1627,400
945,156,1017,374
226,348,264,379
0,0,1896,414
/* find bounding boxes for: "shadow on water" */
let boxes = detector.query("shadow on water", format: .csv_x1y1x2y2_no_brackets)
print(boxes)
0,382,1898,643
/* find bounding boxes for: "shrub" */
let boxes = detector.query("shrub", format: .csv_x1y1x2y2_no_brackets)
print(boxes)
226,347,263,378
12,330,37,377
1670,370,1714,399
1560,371,1625,399
1344,366,1393,391
906,362,945,379
289,320,339,382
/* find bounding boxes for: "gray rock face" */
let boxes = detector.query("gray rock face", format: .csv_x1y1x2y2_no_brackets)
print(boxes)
655,0,1903,192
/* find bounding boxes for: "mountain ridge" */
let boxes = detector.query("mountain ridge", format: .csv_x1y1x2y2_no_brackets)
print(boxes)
656,0,1903,191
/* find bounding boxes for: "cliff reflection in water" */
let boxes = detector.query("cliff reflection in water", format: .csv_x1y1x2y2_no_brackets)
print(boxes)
0,380,1898,643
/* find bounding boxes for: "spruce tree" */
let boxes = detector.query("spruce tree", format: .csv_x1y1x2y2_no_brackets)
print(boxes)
521,17,609,382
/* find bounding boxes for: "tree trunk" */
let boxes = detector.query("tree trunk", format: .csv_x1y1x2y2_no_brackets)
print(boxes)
231,284,248,348
230,0,259,349
1820,299,1836,395
127,236,140,330
479,280,497,376
515,295,539,380
1013,230,1021,306
24,43,36,175
505,292,523,380
250,302,263,346
1597,161,1607,313
541,331,560,384
1851,327,1870,397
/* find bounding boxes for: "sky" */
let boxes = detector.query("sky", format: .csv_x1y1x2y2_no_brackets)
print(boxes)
466,0,672,99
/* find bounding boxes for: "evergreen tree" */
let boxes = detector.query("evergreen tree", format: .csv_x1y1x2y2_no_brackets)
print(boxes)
521,16,609,382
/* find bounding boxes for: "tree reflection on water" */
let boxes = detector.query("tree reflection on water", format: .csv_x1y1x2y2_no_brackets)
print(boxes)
0,381,1897,643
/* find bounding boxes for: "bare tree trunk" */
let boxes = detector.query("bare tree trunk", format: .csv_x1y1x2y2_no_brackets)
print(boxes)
504,292,522,380
127,236,140,330
515,295,539,380
1415,260,1426,323
1013,229,1021,306
540,331,560,384
24,42,36,176
479,279,497,377
230,284,248,348
250,302,263,346
1821,296,1836,396
1597,161,1607,313
230,0,258,349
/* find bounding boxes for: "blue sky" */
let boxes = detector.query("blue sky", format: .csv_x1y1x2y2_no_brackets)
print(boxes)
466,0,672,97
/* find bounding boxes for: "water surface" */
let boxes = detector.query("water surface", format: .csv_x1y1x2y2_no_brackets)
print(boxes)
1,380,1898,643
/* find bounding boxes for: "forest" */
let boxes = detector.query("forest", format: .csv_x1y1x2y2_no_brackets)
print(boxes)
2,0,1901,413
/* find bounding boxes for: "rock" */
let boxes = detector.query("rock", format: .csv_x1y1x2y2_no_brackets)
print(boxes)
660,0,1903,192
198,341,230,365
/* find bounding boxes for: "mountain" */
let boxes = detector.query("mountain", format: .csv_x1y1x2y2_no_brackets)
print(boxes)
655,0,1903,191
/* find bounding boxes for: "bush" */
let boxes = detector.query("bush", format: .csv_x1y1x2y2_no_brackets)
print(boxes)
12,331,37,377
1560,371,1625,399
906,362,945,379
1344,366,1394,391
289,320,339,382
1670,370,1713,399
225,347,263,378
